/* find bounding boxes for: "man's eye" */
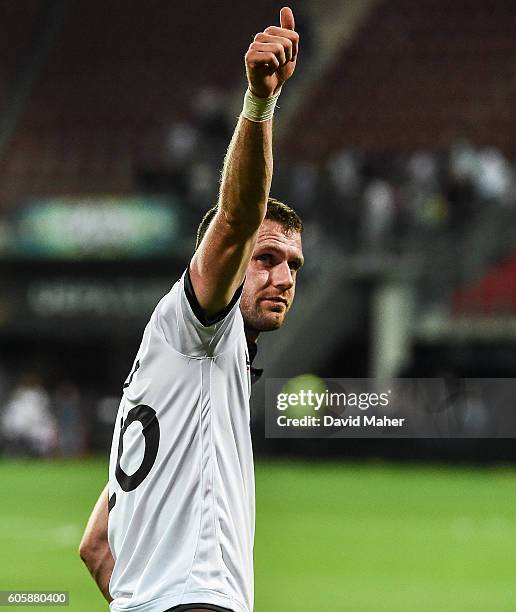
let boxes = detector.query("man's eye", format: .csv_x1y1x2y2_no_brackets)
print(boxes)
257,254,273,264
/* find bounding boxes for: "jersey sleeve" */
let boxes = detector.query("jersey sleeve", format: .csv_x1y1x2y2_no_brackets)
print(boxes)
151,268,244,358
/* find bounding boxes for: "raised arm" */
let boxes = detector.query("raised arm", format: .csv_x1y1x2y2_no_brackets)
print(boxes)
79,484,114,603
189,6,299,318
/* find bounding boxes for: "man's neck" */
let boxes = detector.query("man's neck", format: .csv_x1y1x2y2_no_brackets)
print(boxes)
244,324,260,344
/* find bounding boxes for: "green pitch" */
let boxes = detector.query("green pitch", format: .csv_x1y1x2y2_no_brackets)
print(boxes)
1,458,515,611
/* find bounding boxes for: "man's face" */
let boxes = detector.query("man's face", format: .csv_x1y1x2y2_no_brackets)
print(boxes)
240,219,304,334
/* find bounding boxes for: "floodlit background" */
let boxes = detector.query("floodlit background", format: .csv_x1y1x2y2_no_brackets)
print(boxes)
1,1,516,610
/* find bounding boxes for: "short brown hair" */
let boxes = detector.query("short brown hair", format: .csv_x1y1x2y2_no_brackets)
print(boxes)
195,197,303,250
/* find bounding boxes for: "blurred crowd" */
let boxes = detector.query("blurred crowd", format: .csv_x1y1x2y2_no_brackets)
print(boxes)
136,86,516,256
0,368,120,458
280,138,516,254
0,371,81,457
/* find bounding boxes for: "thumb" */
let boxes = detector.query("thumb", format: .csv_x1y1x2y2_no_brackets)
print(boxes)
280,6,295,30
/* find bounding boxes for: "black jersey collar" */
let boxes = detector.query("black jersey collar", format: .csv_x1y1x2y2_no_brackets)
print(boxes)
247,340,263,385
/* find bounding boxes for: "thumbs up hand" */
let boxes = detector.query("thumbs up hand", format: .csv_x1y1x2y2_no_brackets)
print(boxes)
245,7,300,99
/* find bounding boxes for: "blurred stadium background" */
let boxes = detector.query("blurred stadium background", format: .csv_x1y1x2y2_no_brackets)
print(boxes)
1,1,516,610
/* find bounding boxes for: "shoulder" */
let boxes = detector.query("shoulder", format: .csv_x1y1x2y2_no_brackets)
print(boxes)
151,269,244,358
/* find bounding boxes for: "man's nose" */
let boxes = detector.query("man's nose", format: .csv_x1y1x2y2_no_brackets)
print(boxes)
272,261,294,290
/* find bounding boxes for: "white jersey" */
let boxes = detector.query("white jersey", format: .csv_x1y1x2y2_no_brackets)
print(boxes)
108,269,256,612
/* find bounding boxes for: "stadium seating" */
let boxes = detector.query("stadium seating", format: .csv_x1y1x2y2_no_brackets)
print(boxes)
0,0,283,210
453,253,516,315
0,1,44,95
284,0,516,160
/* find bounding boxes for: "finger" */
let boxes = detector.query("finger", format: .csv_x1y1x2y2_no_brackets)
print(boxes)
254,32,293,63
246,50,280,75
263,26,299,60
280,6,295,31
248,41,286,67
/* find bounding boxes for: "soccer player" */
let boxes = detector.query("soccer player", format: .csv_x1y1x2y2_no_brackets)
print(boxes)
79,7,303,612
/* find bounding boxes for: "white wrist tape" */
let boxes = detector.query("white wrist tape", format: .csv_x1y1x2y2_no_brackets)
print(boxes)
242,89,281,122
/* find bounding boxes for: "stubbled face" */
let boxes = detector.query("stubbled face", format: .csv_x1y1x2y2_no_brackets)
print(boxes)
241,219,304,334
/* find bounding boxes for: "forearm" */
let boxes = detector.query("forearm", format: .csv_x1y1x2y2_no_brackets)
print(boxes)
81,543,114,603
218,113,273,230
79,484,114,603
217,4,298,229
